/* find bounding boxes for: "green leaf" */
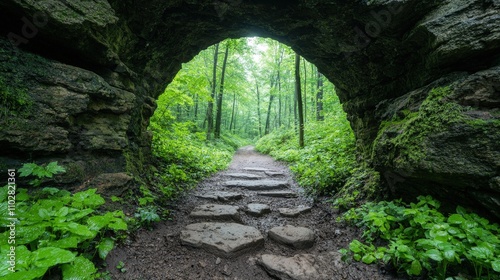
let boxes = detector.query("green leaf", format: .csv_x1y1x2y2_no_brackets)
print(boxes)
45,161,66,176
62,256,97,280
61,222,96,238
45,237,80,249
349,240,363,253
15,245,33,271
97,238,115,259
18,163,37,177
448,214,465,224
492,260,500,272
408,260,422,275
16,225,47,245
32,247,75,268
361,254,376,264
87,215,110,231
425,249,443,261
71,189,105,209
2,267,48,280
0,186,7,202
443,249,457,262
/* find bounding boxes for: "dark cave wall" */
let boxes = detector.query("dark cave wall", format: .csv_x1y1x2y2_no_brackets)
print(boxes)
0,0,499,217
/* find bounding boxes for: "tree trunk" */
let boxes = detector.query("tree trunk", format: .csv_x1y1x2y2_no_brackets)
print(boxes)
264,76,276,135
295,53,304,148
215,44,229,139
206,43,219,140
256,82,262,138
229,92,236,133
316,69,324,121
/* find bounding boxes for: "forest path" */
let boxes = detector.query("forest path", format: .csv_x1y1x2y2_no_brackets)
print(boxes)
107,146,397,279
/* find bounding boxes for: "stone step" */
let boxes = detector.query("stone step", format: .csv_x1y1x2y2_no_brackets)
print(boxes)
180,222,264,258
278,206,312,217
258,252,344,280
242,167,276,172
225,173,264,180
268,225,315,249
264,171,285,177
189,204,241,222
245,203,271,217
195,191,243,202
224,180,289,190
257,191,298,198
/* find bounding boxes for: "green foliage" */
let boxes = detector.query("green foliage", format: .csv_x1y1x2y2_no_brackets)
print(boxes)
0,76,32,119
150,121,235,199
18,161,66,187
256,97,356,195
373,86,464,170
331,167,382,210
0,162,127,279
134,206,161,229
340,196,500,279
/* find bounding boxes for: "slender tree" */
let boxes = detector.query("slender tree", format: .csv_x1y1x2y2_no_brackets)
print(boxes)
295,53,304,148
316,69,324,121
215,43,229,138
256,81,262,138
206,43,219,140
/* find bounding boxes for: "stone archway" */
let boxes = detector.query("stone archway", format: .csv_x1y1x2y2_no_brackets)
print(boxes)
0,0,499,217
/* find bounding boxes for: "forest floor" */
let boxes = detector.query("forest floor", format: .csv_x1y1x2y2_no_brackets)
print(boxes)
106,146,400,280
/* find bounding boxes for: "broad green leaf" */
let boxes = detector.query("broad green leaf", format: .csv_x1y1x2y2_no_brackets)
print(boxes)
448,214,465,224
87,215,110,231
18,163,37,177
56,207,69,217
408,260,422,275
425,249,443,261
15,245,33,271
492,260,500,272
2,267,47,280
361,254,376,264
45,236,80,249
32,247,75,268
0,186,7,202
349,240,363,253
45,161,66,176
107,217,128,231
97,238,115,259
443,249,457,262
61,222,95,238
61,256,97,280
71,189,105,209
15,225,46,245
0,246,13,277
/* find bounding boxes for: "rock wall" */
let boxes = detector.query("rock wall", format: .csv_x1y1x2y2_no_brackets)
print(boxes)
0,0,498,217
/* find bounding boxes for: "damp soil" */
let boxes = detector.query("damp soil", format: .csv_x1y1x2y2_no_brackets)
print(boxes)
106,146,400,280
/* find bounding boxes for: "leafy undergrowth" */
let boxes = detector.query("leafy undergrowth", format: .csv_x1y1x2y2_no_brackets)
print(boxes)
339,196,500,279
0,162,127,279
255,110,356,195
150,121,246,201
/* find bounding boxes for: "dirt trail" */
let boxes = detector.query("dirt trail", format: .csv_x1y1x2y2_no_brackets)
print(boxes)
107,146,397,279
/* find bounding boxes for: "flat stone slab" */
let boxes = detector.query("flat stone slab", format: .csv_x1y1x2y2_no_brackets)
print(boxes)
246,203,271,217
258,252,344,280
224,180,289,190
180,223,264,258
265,171,285,177
278,206,312,217
257,191,298,198
268,225,315,249
225,173,264,180
195,191,243,202
190,204,240,222
242,167,276,172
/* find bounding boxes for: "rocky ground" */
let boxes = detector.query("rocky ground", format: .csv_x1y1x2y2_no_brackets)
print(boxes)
106,146,400,279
